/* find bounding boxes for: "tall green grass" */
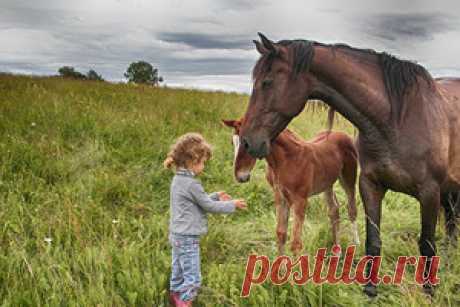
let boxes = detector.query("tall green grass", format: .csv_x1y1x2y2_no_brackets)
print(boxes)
0,74,459,306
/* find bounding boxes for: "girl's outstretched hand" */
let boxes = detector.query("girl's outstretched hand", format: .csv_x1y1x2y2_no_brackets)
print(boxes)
234,199,247,210
218,191,232,201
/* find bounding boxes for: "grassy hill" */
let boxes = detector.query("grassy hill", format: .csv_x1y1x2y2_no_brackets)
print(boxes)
0,74,459,306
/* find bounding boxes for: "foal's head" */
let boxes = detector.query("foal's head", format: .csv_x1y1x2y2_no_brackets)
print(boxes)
222,119,256,183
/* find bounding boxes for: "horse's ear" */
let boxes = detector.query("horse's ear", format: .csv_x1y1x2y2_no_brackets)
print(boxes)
253,40,268,55
258,32,278,55
222,119,236,128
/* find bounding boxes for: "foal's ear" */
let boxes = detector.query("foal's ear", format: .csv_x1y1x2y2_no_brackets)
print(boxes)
222,119,237,128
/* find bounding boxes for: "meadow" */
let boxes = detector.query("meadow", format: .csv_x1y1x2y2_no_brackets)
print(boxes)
0,73,459,306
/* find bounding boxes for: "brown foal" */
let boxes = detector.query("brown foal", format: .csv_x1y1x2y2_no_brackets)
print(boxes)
224,119,360,255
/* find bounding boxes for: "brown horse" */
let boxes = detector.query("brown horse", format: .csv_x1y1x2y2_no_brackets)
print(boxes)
223,119,360,255
239,33,460,296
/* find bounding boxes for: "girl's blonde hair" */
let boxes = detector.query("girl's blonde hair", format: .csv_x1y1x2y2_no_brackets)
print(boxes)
163,133,212,169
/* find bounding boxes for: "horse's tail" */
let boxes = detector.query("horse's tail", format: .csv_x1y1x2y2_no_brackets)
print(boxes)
341,135,358,163
349,140,358,162
339,135,359,200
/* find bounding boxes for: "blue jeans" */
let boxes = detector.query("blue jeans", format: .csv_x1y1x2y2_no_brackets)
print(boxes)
169,233,201,302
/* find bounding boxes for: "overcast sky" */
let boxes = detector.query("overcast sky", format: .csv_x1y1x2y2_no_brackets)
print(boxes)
1,0,460,93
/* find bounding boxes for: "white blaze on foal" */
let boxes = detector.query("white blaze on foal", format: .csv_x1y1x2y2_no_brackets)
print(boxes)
232,135,240,162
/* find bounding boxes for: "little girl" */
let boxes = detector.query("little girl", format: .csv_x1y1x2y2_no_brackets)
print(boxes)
164,132,247,306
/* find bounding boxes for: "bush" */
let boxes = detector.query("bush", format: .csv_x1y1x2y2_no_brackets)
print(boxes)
58,66,87,80
124,61,163,85
86,69,104,81
58,67,104,81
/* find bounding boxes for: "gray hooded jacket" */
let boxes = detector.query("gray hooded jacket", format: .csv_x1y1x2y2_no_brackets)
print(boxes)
169,168,236,236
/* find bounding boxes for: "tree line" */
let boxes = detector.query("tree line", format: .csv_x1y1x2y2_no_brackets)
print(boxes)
58,61,164,86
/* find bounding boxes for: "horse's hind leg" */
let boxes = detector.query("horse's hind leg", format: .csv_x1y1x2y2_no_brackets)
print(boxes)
339,158,360,245
324,188,340,247
441,191,460,247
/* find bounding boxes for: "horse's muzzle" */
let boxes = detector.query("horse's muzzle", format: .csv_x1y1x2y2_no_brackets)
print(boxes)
236,172,251,183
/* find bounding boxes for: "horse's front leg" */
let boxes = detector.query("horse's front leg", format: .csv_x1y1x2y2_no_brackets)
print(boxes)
274,187,290,255
418,185,441,295
360,174,386,297
290,196,307,256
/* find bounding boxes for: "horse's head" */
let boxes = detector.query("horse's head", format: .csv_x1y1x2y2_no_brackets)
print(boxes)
240,33,317,158
222,118,257,183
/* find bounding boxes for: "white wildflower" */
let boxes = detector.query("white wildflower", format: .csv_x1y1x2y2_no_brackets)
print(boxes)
44,237,52,244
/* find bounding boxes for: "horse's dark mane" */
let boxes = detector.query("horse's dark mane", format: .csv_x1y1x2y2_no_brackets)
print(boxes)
252,40,315,80
253,39,435,122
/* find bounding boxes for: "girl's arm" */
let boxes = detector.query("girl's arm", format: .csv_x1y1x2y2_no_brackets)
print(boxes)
189,181,235,214
208,192,220,201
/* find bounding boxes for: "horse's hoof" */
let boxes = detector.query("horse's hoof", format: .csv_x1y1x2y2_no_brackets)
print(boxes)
363,284,377,297
423,284,435,297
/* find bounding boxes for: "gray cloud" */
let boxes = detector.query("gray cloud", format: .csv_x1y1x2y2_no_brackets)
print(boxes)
215,0,270,11
162,57,253,75
0,2,81,32
365,13,457,42
1,1,460,93
157,32,253,50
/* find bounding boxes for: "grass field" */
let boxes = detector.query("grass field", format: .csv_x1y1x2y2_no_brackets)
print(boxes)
0,74,460,306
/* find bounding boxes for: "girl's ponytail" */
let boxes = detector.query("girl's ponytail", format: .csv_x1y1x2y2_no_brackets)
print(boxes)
163,156,175,169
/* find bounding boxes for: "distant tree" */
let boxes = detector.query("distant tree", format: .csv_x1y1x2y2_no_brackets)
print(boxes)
58,66,87,80
86,69,104,81
124,61,163,85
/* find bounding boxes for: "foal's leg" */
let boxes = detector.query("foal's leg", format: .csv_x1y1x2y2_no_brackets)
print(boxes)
418,185,441,295
274,188,290,255
290,196,307,256
324,188,340,247
360,174,386,297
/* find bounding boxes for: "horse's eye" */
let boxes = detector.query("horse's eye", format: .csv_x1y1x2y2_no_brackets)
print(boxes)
262,79,273,89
